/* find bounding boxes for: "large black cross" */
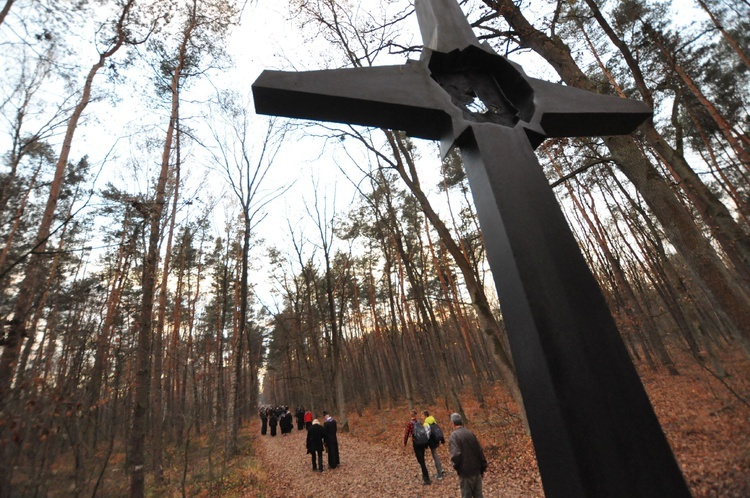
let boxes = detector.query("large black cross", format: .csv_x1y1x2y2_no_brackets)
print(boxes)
252,1,691,496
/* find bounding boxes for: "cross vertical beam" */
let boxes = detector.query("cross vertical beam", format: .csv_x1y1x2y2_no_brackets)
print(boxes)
459,124,690,496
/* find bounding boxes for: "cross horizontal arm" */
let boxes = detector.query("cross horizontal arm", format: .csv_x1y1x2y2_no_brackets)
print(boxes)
252,63,454,140
528,79,652,137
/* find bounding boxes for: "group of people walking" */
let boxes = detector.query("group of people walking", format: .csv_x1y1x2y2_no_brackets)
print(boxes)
259,404,486,497
405,409,487,498
258,405,340,473
259,405,297,437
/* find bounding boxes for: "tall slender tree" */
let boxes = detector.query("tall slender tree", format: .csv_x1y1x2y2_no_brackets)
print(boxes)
207,92,287,453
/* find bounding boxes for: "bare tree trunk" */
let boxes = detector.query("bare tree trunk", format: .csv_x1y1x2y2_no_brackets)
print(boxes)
129,7,193,496
0,0,16,27
310,190,349,431
151,118,181,480
226,232,245,454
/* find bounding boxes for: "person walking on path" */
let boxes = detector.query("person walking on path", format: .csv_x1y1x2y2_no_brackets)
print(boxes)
306,419,326,472
260,406,268,436
282,407,293,435
296,406,305,430
269,410,278,437
423,410,445,480
404,409,432,486
449,413,487,498
323,411,340,469
304,408,313,429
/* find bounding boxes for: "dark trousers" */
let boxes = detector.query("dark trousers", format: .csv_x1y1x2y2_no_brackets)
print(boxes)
327,441,339,469
413,444,430,482
311,450,323,471
261,418,267,435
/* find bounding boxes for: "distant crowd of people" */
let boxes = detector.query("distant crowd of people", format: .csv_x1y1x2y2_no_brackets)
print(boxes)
258,405,297,436
259,404,486,497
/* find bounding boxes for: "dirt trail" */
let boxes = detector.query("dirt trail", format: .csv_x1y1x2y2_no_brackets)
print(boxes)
252,428,539,497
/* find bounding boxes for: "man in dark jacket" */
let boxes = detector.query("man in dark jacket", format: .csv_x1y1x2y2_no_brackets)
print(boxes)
306,419,326,472
449,413,487,498
323,411,340,469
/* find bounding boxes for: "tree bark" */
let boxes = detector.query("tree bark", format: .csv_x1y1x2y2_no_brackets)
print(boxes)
151,124,180,480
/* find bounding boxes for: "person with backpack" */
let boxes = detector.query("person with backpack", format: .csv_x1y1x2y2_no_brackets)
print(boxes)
404,409,432,486
423,410,446,480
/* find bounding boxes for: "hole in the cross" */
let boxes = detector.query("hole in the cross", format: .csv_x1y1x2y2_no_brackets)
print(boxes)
427,47,536,128
432,70,519,127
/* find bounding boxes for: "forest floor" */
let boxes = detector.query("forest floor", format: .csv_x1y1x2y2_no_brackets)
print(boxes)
248,351,750,497
13,350,748,496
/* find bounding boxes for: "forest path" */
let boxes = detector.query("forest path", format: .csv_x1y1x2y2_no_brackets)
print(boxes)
251,426,538,497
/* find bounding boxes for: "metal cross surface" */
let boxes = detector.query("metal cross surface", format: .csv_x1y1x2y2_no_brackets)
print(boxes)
252,1,691,496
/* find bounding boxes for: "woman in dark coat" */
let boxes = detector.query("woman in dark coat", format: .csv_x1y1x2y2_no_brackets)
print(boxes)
306,419,326,472
281,408,292,434
260,407,268,435
296,406,305,431
269,410,278,437
323,411,340,469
